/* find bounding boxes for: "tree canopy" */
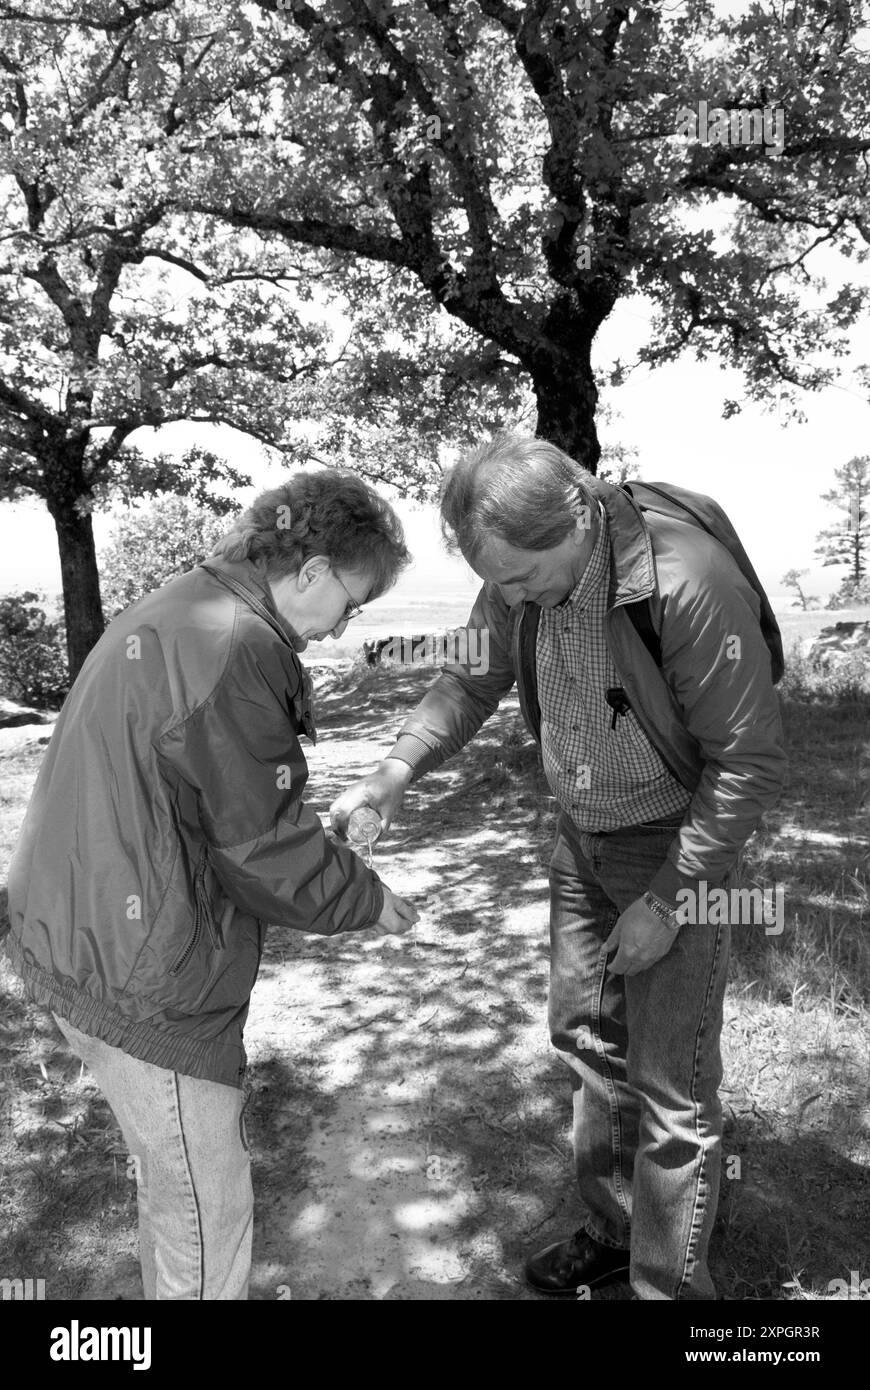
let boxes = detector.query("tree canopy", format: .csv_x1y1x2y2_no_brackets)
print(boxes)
1,0,868,676
0,3,354,670
184,0,870,461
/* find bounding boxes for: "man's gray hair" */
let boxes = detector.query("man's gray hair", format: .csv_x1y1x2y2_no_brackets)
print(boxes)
440,432,595,563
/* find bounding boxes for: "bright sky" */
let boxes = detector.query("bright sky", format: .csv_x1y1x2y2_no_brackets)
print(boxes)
2,284,865,611
2,0,868,612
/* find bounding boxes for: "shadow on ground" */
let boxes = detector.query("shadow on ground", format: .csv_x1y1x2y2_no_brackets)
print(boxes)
1,663,867,1299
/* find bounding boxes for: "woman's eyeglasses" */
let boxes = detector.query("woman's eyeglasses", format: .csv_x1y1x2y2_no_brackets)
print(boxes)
331,568,363,621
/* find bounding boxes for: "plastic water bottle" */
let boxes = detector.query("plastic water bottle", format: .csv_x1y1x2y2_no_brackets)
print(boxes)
347,806,382,869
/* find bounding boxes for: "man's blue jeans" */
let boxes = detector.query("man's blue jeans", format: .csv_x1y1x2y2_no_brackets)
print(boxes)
548,810,731,1300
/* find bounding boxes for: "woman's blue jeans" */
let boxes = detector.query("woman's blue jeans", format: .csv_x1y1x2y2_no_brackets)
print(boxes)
548,810,731,1301
52,1013,253,1300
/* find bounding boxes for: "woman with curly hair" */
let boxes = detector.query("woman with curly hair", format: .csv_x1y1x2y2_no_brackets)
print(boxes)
4,468,417,1300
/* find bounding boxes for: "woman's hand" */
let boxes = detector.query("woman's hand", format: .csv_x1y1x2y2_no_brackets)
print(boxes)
373,885,419,936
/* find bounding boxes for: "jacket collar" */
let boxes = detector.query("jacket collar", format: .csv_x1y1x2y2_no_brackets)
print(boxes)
199,555,305,650
582,475,657,609
512,478,658,744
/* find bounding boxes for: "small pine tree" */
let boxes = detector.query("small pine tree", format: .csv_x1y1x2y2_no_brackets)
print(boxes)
815,457,870,608
780,568,819,611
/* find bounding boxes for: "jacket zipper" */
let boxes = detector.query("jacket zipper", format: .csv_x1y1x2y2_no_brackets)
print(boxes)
168,910,200,977
169,846,221,975
195,854,223,950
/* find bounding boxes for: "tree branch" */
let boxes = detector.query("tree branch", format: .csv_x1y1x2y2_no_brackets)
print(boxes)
344,0,501,293
69,29,133,129
0,374,58,429
138,247,302,290
191,202,412,269
0,1,175,33
161,351,325,388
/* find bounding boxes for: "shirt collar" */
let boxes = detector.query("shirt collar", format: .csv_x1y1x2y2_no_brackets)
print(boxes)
558,501,608,612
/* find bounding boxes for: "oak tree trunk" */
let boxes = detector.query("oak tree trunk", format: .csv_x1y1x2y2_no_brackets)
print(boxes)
49,502,105,684
530,303,601,470
532,359,600,471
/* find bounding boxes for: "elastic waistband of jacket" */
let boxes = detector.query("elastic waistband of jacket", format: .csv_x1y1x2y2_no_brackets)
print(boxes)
2,936,245,1089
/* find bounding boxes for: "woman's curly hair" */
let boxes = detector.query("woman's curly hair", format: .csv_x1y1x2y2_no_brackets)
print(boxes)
211,469,410,601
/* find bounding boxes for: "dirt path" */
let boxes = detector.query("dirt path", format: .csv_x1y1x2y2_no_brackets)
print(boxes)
242,665,581,1300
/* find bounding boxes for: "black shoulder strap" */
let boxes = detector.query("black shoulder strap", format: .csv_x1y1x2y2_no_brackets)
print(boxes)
625,598,662,667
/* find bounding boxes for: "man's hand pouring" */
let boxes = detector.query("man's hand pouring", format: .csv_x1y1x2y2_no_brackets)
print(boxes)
331,759,418,938
330,757,413,845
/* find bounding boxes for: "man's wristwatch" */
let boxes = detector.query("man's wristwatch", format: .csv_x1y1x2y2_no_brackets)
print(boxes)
642,890,682,932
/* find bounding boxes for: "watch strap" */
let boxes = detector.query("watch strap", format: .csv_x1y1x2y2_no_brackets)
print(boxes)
643,890,682,931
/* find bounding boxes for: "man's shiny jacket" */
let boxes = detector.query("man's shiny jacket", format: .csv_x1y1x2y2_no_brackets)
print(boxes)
392,475,787,907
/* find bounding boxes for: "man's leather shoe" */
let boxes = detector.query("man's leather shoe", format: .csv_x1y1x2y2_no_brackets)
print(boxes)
525,1229,630,1296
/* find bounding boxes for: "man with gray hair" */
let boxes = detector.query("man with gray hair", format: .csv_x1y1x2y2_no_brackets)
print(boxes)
332,432,786,1301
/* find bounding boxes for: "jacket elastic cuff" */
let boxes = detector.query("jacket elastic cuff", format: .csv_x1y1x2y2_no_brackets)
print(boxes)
389,734,439,779
648,859,703,910
364,875,385,928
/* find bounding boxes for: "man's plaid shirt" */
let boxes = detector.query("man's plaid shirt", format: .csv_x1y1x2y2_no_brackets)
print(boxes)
537,504,692,832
